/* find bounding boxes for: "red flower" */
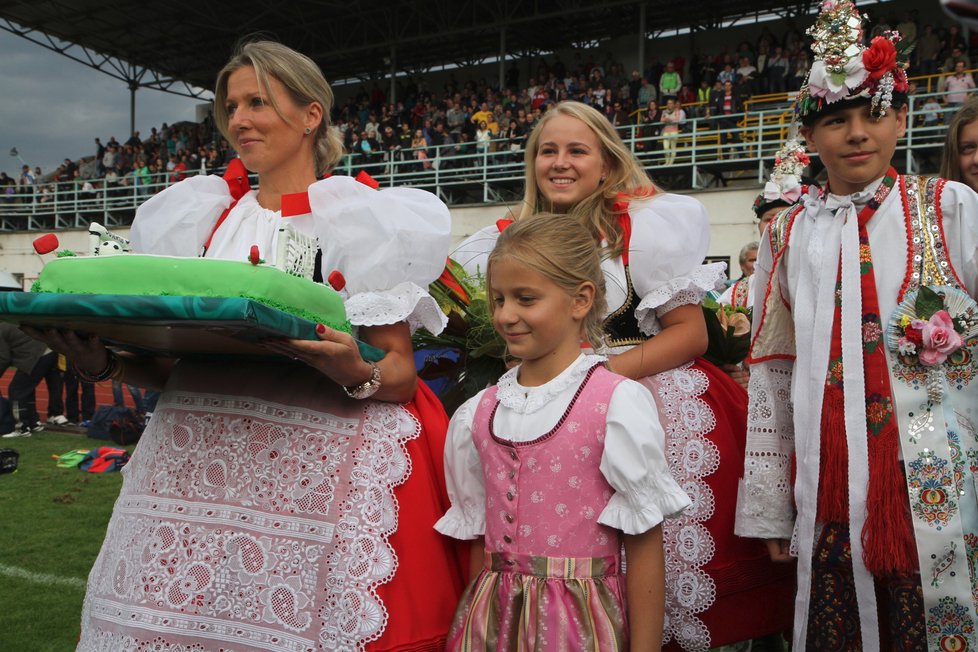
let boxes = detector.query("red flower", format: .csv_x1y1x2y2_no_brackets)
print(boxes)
903,323,923,347
863,37,898,80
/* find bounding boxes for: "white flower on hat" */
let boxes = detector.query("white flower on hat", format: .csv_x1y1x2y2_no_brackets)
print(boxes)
806,57,869,103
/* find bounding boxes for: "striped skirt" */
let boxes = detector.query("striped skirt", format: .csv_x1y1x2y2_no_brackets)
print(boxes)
447,551,627,651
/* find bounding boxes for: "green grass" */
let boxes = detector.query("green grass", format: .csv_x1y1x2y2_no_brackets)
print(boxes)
0,432,131,651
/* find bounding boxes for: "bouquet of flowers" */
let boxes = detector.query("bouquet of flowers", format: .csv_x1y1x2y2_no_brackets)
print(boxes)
702,297,752,368
414,258,507,414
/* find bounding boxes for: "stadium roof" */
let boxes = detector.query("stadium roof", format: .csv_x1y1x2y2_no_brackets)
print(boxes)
0,0,821,99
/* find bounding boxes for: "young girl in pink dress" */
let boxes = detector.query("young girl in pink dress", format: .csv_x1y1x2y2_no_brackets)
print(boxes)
436,213,690,651
452,101,795,650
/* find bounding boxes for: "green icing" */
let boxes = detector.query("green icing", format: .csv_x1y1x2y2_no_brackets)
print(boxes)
36,255,351,334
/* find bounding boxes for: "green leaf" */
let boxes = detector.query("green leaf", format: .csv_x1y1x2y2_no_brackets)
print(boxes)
915,286,944,320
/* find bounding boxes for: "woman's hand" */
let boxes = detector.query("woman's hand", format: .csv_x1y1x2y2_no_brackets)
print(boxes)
722,362,750,391
262,323,373,387
607,303,708,381
261,322,418,403
22,326,108,374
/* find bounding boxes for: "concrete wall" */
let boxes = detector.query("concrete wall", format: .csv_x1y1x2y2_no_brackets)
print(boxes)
0,185,759,289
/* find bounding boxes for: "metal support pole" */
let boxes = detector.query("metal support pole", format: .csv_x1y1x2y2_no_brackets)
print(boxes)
499,27,506,91
390,46,397,105
638,4,646,74
129,79,138,138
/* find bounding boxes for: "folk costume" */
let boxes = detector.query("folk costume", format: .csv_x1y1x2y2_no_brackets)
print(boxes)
452,193,795,651
736,3,978,649
436,354,691,651
77,168,467,652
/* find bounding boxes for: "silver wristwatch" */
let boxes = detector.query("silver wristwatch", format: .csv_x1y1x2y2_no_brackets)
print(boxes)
343,362,382,399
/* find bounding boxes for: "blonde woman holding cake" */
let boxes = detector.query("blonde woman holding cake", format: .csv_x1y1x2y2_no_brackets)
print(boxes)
32,40,465,651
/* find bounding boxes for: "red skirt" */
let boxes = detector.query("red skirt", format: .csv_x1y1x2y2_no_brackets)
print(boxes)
644,358,795,650
369,381,468,651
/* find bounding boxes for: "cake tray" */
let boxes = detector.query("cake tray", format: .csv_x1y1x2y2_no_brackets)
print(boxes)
0,292,384,362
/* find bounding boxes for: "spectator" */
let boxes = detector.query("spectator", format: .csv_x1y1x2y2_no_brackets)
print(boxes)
637,76,657,107
659,61,682,98
944,60,976,107
411,128,431,170
917,24,941,76
660,97,686,165
712,79,743,149
474,120,492,155
766,46,790,93
943,45,972,74
0,322,54,438
717,63,737,86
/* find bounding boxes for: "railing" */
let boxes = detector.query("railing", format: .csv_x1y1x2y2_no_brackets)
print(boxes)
0,86,968,232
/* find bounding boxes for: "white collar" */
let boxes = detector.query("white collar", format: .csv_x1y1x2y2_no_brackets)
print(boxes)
496,353,607,414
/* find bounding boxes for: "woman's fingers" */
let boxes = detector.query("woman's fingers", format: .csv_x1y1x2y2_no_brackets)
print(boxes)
258,325,371,387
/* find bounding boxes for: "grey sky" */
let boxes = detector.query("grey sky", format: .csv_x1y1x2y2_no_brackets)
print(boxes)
0,29,207,179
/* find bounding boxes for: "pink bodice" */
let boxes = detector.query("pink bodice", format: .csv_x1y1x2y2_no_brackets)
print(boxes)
472,364,624,558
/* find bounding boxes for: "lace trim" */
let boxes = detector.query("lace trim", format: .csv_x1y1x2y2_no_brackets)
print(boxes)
345,281,448,335
645,362,719,652
735,360,796,539
78,392,420,652
635,263,728,335
495,354,606,414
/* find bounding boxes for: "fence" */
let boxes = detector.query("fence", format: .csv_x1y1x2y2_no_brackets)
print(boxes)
0,86,964,232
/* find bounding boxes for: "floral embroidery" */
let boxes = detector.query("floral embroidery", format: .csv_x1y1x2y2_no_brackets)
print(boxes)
865,393,893,436
826,356,845,388
862,313,883,354
908,450,958,529
926,596,976,651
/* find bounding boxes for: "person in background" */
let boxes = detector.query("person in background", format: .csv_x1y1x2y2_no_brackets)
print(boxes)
940,95,978,192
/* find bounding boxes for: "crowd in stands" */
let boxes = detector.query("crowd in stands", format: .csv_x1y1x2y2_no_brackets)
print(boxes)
0,118,236,206
330,8,963,171
0,7,972,208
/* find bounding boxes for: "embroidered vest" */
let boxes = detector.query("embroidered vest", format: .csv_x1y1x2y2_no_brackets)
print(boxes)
471,364,625,558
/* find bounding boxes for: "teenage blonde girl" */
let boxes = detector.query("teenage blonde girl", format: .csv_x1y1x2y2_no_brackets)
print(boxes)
437,213,689,651
452,101,794,651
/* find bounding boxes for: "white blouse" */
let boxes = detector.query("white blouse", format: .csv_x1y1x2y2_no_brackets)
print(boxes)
435,354,691,539
129,173,452,335
451,194,726,338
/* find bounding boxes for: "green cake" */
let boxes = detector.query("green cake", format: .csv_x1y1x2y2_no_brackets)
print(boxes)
33,255,351,333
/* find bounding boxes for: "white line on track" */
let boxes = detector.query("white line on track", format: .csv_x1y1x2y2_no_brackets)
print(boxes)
0,563,86,590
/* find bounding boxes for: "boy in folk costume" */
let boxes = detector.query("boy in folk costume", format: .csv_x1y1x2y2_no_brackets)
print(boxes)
735,1,978,649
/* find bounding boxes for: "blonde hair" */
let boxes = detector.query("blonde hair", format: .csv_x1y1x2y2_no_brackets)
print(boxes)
486,213,608,350
941,97,978,185
214,40,344,176
518,101,657,258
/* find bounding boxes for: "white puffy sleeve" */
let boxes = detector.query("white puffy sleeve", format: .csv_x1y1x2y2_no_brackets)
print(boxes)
734,228,796,539
598,379,690,535
452,224,501,277
308,176,452,335
129,175,232,256
434,392,486,539
940,180,978,299
627,194,727,335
